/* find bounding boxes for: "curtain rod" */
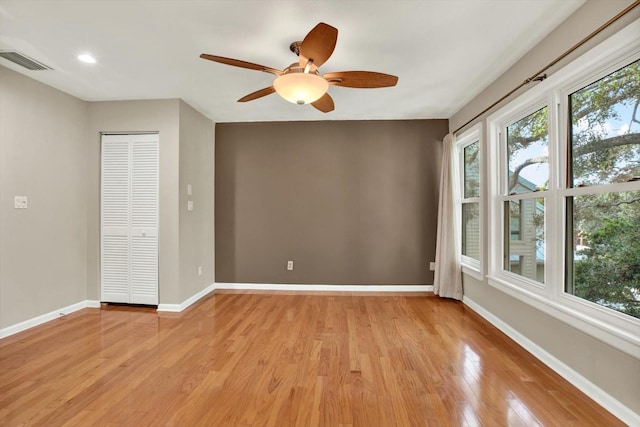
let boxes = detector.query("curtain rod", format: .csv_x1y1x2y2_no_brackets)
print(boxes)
452,0,640,135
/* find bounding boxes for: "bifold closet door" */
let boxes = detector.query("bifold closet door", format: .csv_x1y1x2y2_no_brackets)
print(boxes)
101,134,159,305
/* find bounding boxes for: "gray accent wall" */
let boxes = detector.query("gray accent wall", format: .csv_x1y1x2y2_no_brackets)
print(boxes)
215,120,447,285
0,66,88,329
449,0,640,417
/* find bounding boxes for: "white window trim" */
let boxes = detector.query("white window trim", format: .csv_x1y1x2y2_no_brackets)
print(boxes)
486,19,640,359
489,96,553,297
456,123,484,280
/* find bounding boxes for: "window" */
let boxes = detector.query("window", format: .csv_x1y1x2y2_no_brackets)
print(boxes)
565,60,640,319
457,124,482,277
462,141,480,259
504,108,548,284
486,20,639,358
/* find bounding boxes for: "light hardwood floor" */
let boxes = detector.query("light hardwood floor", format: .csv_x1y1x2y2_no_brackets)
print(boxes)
0,291,624,426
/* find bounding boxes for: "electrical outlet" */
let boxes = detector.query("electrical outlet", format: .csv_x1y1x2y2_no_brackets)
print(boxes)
287,260,294,271
187,200,194,211
198,266,202,276
429,262,436,271
14,196,28,209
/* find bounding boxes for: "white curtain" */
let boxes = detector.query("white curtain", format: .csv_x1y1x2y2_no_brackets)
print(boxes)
433,133,463,300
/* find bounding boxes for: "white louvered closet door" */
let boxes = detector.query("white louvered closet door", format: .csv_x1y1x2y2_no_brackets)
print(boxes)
101,134,159,305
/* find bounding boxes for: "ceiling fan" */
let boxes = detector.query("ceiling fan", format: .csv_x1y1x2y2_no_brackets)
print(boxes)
200,22,398,113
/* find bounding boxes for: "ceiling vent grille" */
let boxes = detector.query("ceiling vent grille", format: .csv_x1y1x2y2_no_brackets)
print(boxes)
0,51,53,71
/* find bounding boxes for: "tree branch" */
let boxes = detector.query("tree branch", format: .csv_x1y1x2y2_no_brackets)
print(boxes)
467,149,479,164
509,156,548,192
572,91,638,123
573,133,640,156
507,135,543,146
580,198,640,209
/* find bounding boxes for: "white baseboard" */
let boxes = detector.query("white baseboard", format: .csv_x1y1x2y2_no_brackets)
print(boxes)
214,283,434,293
157,283,216,313
463,296,639,426
1,283,429,335
0,300,101,339
156,283,433,313
86,300,101,308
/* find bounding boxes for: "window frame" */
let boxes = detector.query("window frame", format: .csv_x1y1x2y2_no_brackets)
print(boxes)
456,123,484,280
555,53,640,337
489,96,555,296
486,19,640,359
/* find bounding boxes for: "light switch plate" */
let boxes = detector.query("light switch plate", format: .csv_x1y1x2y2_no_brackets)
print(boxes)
14,196,28,209
187,184,192,196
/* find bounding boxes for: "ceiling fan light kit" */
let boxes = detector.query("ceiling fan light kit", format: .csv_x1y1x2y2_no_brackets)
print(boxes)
200,22,398,113
273,68,329,105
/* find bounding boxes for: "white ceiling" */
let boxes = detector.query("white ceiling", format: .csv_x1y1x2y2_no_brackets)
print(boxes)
0,0,586,123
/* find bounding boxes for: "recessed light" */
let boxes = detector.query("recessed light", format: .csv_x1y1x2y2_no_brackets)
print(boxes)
78,54,96,64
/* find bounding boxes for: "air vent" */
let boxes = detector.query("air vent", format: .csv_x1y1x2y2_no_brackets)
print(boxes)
0,51,53,71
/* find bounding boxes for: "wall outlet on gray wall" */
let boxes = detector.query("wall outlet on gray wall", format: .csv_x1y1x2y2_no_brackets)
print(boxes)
429,262,436,271
287,261,294,271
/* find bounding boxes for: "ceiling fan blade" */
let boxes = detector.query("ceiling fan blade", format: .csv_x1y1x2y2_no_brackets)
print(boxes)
200,54,281,76
237,86,276,102
311,93,334,113
323,71,398,88
299,23,338,68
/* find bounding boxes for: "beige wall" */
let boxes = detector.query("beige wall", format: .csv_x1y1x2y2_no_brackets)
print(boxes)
451,0,640,133
1,81,215,327
449,0,640,417
0,66,88,328
87,99,182,304
87,99,215,305
178,100,215,301
215,120,447,285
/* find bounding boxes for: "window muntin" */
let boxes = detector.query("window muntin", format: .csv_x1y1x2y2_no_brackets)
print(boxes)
568,59,640,188
506,107,549,195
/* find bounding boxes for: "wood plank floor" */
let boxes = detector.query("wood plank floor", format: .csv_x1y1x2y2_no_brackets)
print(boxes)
0,291,623,426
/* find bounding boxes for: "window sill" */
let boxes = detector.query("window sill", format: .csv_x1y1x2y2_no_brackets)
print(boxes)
461,264,483,281
487,275,640,359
